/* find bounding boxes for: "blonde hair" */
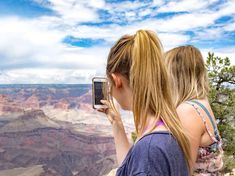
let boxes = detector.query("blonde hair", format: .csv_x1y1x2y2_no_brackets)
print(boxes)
106,30,191,169
165,45,209,107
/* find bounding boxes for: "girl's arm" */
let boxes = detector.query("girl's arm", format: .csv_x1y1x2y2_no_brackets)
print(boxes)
177,103,204,166
112,120,132,166
98,100,132,166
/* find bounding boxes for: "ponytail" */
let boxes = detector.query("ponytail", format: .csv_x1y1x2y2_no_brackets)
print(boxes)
131,30,164,134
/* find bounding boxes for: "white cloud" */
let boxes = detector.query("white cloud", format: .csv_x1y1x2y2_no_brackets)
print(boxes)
158,0,219,13
223,21,235,32
34,0,104,25
0,16,109,83
35,0,234,34
0,0,234,83
125,11,136,18
159,33,190,50
155,12,217,32
153,0,235,33
87,0,105,9
193,28,224,40
152,0,165,7
102,1,152,23
139,9,152,17
0,17,64,67
106,1,146,11
215,0,235,17
69,18,192,46
0,15,191,83
0,68,98,84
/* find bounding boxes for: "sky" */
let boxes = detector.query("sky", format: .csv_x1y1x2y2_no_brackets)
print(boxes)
0,0,234,84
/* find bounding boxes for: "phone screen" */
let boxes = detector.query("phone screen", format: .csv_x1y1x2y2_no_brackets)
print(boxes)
94,81,106,105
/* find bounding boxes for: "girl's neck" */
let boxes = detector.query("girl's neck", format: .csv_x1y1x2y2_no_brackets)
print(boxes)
144,116,166,133
135,115,168,143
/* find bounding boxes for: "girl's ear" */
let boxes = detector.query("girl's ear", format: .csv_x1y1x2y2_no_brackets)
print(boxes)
111,73,122,88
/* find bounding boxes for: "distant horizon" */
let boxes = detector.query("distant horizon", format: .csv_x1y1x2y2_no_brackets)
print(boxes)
0,84,92,87
0,83,92,85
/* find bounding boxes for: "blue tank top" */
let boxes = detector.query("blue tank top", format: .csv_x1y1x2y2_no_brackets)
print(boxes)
116,131,189,176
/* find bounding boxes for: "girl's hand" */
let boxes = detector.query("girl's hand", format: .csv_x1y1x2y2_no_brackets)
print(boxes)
97,99,123,126
98,99,131,166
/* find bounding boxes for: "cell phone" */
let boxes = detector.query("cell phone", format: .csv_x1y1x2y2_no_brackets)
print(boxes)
92,77,108,109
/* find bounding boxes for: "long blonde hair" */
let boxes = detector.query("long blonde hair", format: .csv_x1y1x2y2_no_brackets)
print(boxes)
164,45,209,107
106,30,191,168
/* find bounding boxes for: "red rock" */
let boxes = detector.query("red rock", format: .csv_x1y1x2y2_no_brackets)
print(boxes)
24,95,40,109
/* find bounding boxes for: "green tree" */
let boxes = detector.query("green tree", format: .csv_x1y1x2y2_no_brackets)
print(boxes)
206,52,235,172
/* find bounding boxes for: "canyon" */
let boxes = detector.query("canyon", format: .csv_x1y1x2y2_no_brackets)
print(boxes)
0,84,134,176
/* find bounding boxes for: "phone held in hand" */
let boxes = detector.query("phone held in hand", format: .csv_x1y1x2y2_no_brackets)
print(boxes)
92,77,108,109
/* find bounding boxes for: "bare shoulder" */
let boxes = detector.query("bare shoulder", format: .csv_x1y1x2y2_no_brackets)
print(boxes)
177,102,199,119
177,102,204,133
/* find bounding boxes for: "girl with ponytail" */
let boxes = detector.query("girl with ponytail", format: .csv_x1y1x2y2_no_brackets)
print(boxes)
98,30,191,176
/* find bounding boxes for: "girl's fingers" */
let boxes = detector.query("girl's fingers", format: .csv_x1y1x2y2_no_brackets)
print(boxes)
97,100,120,124
97,108,104,112
100,100,110,107
97,107,109,114
97,108,113,123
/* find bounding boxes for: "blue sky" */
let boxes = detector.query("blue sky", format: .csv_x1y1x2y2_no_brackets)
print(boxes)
0,0,234,83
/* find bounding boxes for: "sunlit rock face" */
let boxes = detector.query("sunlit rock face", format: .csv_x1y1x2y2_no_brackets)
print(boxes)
0,84,134,176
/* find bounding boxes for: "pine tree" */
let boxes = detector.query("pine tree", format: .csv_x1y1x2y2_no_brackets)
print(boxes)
206,52,235,172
